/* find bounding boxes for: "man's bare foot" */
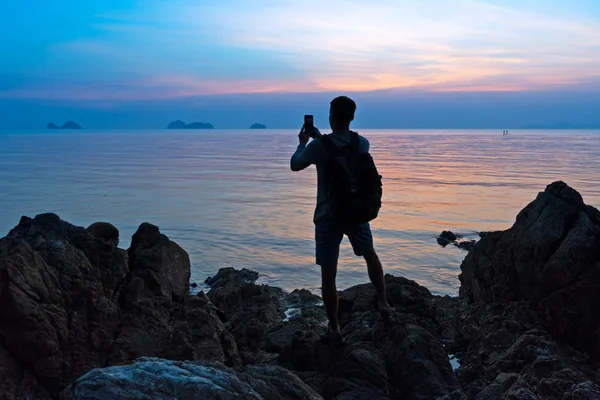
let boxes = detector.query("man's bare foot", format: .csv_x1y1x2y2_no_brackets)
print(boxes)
320,326,346,345
379,306,397,326
378,300,392,311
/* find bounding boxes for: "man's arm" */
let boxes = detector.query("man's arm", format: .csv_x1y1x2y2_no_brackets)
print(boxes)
360,135,370,152
290,127,325,171
291,141,319,171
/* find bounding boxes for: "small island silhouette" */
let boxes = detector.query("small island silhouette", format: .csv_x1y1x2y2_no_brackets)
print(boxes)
167,120,214,129
47,121,82,130
250,123,266,129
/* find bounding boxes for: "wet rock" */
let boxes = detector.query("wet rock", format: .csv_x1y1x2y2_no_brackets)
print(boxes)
437,231,476,252
286,289,326,323
437,231,458,247
288,289,322,309
205,267,259,288
61,357,323,400
459,181,600,357
441,231,459,241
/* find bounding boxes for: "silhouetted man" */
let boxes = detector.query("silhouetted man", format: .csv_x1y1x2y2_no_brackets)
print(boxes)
290,96,392,344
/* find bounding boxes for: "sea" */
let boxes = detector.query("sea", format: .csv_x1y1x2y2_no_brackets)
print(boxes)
1,129,599,296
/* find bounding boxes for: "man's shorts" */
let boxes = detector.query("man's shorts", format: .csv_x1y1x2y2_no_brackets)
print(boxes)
315,218,375,267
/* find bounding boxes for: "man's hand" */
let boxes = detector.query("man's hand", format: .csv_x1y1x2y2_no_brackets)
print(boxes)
298,126,309,145
307,127,322,139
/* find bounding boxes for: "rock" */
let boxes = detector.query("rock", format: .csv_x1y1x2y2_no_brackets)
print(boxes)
339,274,433,317
453,301,600,399
380,324,462,399
250,123,267,129
0,215,239,398
321,344,389,400
86,222,119,246
47,121,82,129
266,318,325,354
459,181,600,357
286,289,327,323
61,357,323,400
205,268,285,364
477,231,499,238
454,240,476,251
205,267,260,288
437,231,476,251
167,120,214,129
437,231,458,247
288,289,322,309
279,275,464,400
190,282,198,288
5,181,600,400
0,345,52,400
441,231,458,241
126,222,190,302
430,295,466,350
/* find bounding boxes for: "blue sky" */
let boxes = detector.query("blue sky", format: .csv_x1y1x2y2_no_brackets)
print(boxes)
1,0,599,128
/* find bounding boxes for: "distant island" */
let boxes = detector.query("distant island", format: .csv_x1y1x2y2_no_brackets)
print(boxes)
167,120,214,129
250,123,266,129
47,121,82,130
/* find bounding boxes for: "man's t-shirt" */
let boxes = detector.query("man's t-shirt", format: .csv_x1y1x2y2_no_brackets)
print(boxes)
290,131,370,223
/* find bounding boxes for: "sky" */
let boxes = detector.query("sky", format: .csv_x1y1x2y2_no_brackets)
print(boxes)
1,0,599,129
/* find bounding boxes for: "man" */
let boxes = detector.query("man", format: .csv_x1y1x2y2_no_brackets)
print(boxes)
290,96,393,344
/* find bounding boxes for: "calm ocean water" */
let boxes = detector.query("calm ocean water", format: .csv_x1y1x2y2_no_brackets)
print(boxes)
1,129,599,296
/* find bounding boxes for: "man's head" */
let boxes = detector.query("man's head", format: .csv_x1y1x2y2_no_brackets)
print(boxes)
329,96,356,131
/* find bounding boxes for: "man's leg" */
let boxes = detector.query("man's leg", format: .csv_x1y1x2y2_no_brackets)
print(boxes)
364,251,391,310
348,223,392,311
321,264,340,333
315,219,344,337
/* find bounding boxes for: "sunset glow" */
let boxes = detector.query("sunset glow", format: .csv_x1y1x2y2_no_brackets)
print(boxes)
2,0,600,101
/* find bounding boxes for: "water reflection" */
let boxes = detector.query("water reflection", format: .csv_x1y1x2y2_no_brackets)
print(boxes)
1,129,599,296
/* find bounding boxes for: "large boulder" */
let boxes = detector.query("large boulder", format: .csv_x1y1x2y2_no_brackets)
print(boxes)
459,181,600,357
451,302,600,399
61,357,323,400
0,214,239,398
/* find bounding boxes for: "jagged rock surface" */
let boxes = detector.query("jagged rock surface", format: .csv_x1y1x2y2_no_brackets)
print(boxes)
460,181,600,358
0,214,239,399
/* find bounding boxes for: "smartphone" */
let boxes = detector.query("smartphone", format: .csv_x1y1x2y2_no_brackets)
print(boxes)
304,115,314,131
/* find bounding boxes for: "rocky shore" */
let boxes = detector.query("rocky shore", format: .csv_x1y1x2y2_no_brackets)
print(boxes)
1,181,599,399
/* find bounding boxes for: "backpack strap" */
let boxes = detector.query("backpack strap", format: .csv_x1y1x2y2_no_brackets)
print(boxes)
349,132,361,152
319,134,338,156
320,133,361,156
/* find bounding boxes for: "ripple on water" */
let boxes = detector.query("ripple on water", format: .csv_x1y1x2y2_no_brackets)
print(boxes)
1,130,599,296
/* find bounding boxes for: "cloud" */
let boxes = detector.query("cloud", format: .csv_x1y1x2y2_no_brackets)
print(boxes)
185,0,600,91
2,0,600,100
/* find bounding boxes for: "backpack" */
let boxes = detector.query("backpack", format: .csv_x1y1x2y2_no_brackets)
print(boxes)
320,132,383,226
